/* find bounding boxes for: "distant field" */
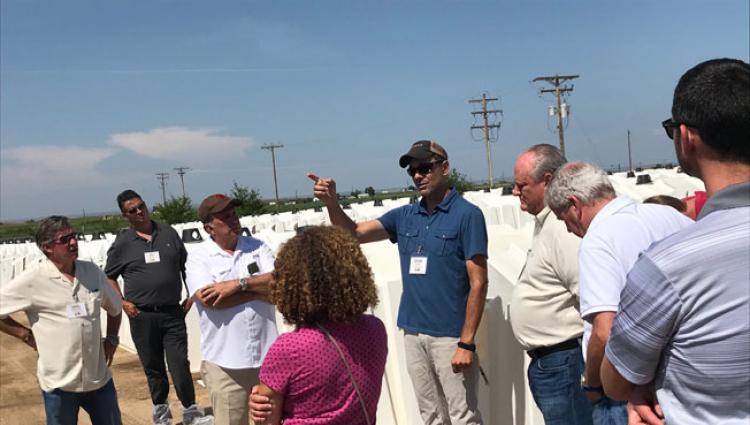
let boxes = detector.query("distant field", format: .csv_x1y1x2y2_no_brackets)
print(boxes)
0,191,422,241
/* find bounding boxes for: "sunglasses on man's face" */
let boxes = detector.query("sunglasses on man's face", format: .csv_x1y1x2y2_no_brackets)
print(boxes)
662,118,679,140
407,160,443,177
125,202,147,215
50,232,76,245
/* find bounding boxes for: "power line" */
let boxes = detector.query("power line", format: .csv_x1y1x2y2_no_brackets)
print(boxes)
532,74,579,156
468,93,502,189
155,172,169,204
174,166,191,198
261,143,284,213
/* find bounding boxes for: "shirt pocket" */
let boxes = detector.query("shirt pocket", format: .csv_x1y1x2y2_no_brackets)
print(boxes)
397,227,420,255
429,229,459,257
208,265,233,282
84,289,102,320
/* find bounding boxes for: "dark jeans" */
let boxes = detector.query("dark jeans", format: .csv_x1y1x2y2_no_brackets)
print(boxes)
129,307,196,407
591,397,627,425
527,345,593,425
42,379,122,425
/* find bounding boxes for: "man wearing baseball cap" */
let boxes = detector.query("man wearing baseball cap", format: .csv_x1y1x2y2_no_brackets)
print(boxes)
185,194,277,425
308,140,489,424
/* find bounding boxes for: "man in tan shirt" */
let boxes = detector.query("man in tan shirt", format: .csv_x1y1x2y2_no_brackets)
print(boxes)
0,215,123,425
509,144,592,424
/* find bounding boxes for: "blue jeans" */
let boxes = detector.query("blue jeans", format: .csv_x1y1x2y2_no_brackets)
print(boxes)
527,345,593,425
591,396,627,425
42,379,122,425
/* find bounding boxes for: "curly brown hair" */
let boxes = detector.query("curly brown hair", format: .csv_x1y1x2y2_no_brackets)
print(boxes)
272,225,379,326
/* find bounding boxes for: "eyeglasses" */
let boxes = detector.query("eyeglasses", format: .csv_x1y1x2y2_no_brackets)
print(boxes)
125,202,147,215
407,160,443,177
50,232,76,245
662,118,680,140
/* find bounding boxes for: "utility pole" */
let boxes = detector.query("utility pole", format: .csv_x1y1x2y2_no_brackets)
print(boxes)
468,93,502,189
627,130,633,172
174,166,191,198
261,143,284,213
156,172,169,204
533,74,579,156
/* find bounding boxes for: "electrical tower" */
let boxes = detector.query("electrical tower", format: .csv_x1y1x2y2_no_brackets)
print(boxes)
627,130,633,172
174,166,191,198
261,143,284,212
532,74,579,156
468,93,503,189
156,172,169,204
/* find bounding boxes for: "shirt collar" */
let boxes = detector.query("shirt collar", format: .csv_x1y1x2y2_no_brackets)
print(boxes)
697,181,750,220
205,235,248,257
415,188,458,215
39,258,79,283
128,220,159,241
587,196,634,233
534,206,553,226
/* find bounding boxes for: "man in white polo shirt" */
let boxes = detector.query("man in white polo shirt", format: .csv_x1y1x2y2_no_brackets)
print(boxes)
0,215,123,424
545,162,691,425
185,194,277,425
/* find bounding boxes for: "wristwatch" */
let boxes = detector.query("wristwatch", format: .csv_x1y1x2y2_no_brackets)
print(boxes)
239,277,250,292
104,335,120,347
457,341,476,352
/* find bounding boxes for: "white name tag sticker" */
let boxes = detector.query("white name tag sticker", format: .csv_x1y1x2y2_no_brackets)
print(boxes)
144,251,161,264
66,302,88,319
409,256,428,275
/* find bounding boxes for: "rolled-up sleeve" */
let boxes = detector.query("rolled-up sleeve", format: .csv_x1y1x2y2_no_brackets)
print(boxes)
605,255,681,385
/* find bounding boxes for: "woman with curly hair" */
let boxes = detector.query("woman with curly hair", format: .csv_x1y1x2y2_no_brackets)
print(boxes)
250,225,388,425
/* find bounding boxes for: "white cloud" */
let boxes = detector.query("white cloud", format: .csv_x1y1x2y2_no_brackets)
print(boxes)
1,145,116,195
109,127,253,165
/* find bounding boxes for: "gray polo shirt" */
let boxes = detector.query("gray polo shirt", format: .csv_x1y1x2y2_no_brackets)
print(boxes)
606,182,750,424
105,220,187,307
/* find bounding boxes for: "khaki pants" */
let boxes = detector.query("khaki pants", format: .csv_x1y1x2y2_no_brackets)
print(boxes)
404,332,483,425
201,360,259,425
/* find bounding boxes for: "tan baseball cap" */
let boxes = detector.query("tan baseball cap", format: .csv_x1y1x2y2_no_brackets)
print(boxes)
198,194,240,223
398,140,448,168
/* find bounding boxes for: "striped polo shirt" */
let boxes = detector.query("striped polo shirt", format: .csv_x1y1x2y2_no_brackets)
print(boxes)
606,182,750,425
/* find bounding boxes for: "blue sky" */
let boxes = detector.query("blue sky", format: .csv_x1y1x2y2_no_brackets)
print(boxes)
1,0,748,221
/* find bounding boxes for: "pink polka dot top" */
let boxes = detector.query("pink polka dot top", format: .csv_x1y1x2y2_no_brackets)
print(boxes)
259,314,388,424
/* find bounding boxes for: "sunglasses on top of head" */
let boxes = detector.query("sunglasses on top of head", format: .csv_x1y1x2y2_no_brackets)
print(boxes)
407,160,444,177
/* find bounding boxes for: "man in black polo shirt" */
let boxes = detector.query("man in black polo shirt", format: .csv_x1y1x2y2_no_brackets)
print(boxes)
105,189,203,425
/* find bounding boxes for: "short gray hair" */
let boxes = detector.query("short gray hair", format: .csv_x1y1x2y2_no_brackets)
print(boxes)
524,144,567,181
35,215,72,252
545,161,616,213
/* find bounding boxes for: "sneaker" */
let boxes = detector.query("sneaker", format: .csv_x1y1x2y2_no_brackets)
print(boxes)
153,403,173,425
181,404,205,425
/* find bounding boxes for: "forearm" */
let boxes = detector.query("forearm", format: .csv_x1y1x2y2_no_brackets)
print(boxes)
106,312,121,337
211,291,265,309
601,355,634,400
256,383,284,425
585,327,609,386
460,283,487,343
324,201,357,236
245,273,273,295
107,278,124,298
0,316,30,339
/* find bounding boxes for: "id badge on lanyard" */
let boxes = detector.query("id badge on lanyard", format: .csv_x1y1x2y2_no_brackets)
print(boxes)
409,244,427,275
66,281,88,318
144,251,161,264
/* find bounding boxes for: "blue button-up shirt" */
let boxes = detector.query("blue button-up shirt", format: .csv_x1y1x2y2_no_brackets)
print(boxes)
379,189,488,337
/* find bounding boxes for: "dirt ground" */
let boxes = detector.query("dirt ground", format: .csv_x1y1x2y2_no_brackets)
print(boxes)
0,314,211,425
